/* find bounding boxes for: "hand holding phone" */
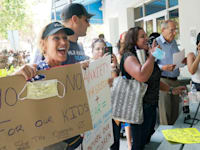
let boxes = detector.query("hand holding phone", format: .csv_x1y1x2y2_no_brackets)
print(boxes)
111,54,118,66
105,47,113,62
105,46,113,55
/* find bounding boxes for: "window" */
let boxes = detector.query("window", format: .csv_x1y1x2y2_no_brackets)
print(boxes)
146,20,153,36
135,20,144,28
134,0,179,40
156,16,165,33
134,6,143,19
169,0,178,8
145,0,166,16
169,9,179,40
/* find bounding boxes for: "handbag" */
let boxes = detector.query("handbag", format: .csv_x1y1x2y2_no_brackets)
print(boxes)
111,76,148,124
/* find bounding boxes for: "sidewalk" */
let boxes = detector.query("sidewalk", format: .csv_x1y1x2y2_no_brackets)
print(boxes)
119,125,172,150
120,135,161,150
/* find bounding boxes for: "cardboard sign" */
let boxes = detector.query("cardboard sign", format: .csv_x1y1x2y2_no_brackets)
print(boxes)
82,56,114,150
0,63,93,150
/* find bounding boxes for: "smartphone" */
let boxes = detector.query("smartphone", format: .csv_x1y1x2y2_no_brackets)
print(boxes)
105,46,113,62
105,46,113,55
148,38,158,48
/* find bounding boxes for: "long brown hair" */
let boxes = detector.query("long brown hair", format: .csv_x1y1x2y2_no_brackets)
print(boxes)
123,26,143,54
117,31,127,56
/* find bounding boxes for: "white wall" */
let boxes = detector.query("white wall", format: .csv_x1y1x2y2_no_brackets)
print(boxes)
179,0,200,54
179,0,200,77
102,0,138,46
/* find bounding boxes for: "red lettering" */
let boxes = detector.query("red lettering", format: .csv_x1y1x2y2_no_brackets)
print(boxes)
103,123,110,134
84,63,109,83
88,80,108,98
88,134,102,149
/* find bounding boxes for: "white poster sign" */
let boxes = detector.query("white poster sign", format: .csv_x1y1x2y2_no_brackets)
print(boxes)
82,56,114,150
173,49,185,70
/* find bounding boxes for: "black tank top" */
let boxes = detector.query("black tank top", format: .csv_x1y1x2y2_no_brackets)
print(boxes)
120,51,161,104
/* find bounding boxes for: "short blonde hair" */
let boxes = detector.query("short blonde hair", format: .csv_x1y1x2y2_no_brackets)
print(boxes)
37,24,50,55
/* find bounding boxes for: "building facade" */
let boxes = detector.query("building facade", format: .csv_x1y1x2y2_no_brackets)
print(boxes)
51,0,200,77
102,0,200,77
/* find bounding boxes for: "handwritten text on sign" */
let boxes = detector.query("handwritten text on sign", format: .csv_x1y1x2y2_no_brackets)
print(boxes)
0,63,93,150
83,56,114,150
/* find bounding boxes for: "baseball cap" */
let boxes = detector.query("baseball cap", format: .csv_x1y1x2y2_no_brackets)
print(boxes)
42,22,74,39
61,3,94,20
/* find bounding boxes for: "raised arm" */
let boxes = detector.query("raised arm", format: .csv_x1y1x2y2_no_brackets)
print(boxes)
187,52,200,74
13,64,37,80
124,53,155,82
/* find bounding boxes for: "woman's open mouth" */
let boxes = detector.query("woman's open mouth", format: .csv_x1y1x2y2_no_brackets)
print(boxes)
57,48,66,55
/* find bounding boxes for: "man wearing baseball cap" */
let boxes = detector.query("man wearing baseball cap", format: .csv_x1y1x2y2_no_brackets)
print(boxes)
33,3,95,150
61,3,94,65
59,4,94,150
31,3,94,65
61,3,94,21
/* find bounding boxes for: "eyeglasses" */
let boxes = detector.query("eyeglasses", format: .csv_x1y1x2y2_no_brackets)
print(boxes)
85,18,90,23
168,28,178,33
77,15,90,23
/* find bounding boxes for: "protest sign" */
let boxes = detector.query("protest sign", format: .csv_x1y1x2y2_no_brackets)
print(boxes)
0,63,93,150
162,128,200,144
82,56,114,150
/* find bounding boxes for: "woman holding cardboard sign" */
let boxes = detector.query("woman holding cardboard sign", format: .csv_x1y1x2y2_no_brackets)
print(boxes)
15,22,89,80
14,22,87,150
91,38,127,150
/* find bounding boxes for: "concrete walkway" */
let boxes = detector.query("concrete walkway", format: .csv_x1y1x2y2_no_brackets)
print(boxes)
119,125,173,150
120,136,161,150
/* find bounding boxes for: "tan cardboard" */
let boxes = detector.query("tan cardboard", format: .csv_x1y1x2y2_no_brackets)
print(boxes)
0,63,93,150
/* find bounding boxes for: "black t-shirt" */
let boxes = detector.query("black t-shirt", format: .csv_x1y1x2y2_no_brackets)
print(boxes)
120,51,161,104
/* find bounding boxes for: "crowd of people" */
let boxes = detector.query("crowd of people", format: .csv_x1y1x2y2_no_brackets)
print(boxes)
7,2,200,150
0,49,30,69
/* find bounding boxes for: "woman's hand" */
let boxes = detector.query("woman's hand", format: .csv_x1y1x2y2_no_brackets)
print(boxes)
148,40,158,54
108,78,114,87
80,60,90,70
162,64,176,71
172,86,186,95
111,54,118,67
103,52,109,57
148,40,163,59
103,53,118,70
13,64,37,80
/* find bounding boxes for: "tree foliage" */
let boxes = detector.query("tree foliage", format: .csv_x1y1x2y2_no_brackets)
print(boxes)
0,0,28,39
0,0,51,51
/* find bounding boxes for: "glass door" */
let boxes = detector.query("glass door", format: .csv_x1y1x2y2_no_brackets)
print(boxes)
156,16,165,33
143,10,167,36
146,19,153,36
